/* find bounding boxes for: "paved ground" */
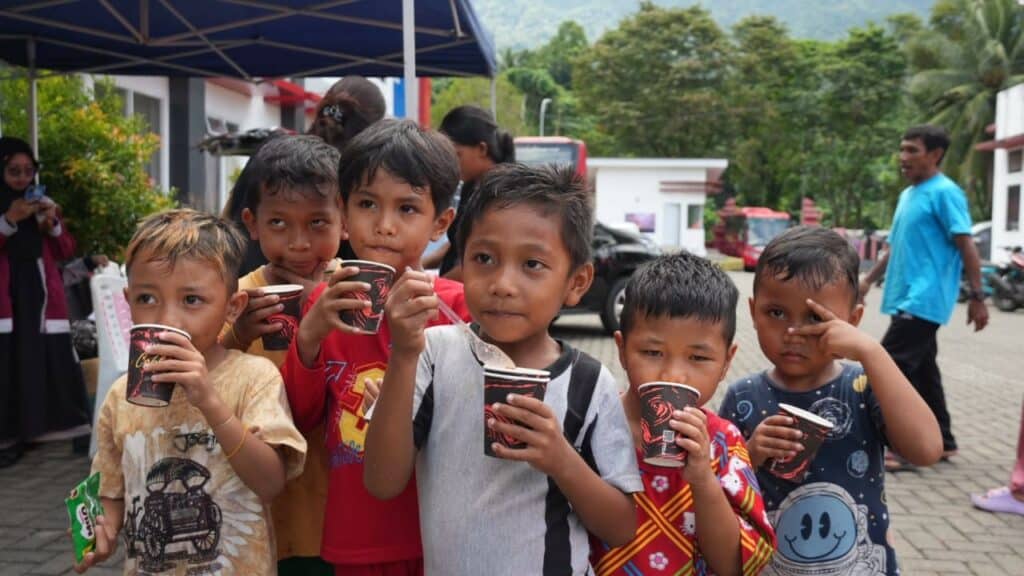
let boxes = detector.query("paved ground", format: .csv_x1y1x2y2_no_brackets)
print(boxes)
1,271,1022,575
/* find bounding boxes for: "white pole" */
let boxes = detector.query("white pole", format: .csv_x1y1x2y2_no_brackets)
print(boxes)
539,97,552,137
402,0,418,124
28,38,39,161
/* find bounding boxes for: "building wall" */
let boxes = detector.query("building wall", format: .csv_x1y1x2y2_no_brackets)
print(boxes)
592,163,712,256
992,85,1024,264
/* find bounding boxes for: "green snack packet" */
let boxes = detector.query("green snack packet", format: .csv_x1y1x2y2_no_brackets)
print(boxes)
65,472,105,564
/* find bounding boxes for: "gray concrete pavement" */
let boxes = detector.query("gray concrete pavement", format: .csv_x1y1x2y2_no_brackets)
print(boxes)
1,271,1022,575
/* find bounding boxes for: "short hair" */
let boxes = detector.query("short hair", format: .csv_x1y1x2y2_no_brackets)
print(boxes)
125,209,247,293
619,251,739,345
456,163,593,270
903,125,950,163
249,135,341,213
754,226,860,307
337,119,460,213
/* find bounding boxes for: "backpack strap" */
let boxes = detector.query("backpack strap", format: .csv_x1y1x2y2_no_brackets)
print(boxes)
562,348,603,471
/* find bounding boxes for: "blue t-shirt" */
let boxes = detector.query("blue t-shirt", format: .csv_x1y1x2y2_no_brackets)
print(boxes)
882,173,972,325
719,364,897,575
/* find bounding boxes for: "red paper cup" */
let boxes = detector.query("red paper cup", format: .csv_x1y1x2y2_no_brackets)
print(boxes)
637,382,701,467
483,366,550,457
127,324,192,407
769,403,835,482
339,260,395,334
259,284,303,351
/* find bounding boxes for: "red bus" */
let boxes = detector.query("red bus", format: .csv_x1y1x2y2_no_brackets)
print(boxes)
713,201,791,270
514,136,587,179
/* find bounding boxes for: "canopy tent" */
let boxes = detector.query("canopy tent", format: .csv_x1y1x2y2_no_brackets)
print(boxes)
0,0,497,151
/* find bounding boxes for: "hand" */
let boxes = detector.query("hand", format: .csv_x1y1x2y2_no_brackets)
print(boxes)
968,299,989,332
90,254,110,269
37,201,59,233
4,198,39,223
266,262,328,308
857,277,872,304
747,414,804,468
71,514,118,573
787,299,875,362
231,288,285,348
297,266,372,345
667,407,716,487
361,377,382,415
145,331,218,412
383,269,439,356
488,394,574,478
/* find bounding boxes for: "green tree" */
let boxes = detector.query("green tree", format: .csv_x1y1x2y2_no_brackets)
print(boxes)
0,75,175,256
430,73,532,136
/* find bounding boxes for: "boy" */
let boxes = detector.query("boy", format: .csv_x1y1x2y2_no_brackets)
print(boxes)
221,135,343,575
593,252,776,575
719,226,943,575
364,163,642,575
80,209,307,574
281,119,467,575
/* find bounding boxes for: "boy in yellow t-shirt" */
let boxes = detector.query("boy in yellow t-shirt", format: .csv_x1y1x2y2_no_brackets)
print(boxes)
220,135,344,575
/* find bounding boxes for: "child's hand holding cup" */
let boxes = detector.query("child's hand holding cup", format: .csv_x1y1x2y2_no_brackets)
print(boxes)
637,382,701,467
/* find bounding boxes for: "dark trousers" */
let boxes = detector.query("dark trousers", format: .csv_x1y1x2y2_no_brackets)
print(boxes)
881,313,956,451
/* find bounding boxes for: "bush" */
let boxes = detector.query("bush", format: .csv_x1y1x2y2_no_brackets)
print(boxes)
0,74,175,257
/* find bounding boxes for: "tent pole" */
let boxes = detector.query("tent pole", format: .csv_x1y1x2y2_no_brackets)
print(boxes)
402,0,418,124
27,37,39,161
490,76,496,117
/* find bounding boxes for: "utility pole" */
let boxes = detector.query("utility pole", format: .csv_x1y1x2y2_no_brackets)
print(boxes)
539,98,552,136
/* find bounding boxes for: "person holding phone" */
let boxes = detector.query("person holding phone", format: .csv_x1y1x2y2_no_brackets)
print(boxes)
0,136,91,468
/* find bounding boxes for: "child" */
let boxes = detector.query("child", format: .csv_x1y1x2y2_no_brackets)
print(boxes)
281,119,467,575
364,163,643,575
81,209,307,574
592,252,776,575
718,226,943,575
221,135,343,575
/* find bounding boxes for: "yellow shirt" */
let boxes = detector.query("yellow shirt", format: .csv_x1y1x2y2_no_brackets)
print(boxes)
91,350,307,575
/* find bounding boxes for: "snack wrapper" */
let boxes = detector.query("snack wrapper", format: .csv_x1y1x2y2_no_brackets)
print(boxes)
65,472,105,564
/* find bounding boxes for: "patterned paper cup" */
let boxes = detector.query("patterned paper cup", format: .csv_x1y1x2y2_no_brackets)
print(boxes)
483,366,550,457
338,260,395,334
259,284,303,351
637,382,701,467
770,403,835,482
127,324,192,407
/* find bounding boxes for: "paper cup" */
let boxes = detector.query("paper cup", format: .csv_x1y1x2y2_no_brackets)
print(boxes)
483,366,550,457
259,284,303,351
637,382,701,467
339,260,395,334
769,403,835,482
127,324,192,407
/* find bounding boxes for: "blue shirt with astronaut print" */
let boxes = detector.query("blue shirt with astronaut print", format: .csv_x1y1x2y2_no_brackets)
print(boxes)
719,363,897,576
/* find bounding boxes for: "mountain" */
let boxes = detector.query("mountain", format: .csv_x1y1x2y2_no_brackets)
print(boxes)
472,0,936,50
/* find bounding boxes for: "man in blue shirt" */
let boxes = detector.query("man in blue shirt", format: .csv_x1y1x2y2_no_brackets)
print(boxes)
860,125,989,469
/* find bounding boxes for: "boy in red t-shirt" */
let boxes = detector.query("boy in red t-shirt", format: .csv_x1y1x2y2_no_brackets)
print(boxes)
282,119,466,575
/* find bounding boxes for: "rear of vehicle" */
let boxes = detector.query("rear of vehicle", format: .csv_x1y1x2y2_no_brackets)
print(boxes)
514,137,587,179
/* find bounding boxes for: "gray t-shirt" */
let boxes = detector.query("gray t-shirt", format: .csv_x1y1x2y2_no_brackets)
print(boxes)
411,325,642,576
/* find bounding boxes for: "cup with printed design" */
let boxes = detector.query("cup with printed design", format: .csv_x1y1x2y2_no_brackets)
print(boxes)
338,260,395,334
127,324,192,407
637,382,701,467
769,403,835,482
483,365,551,457
259,284,303,350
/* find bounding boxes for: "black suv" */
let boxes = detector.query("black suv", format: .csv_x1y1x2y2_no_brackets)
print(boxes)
562,222,661,334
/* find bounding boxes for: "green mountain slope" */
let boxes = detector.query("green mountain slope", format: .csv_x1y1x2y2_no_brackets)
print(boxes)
473,0,936,49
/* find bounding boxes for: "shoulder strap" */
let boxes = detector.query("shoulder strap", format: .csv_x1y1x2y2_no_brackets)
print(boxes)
563,349,603,469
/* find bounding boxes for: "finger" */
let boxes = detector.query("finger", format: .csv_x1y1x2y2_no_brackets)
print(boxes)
325,298,374,313
490,442,538,463
391,295,439,319
762,415,796,427
668,419,705,443
327,280,373,296
148,359,201,375
253,321,284,335
759,437,805,452
788,322,830,337
676,437,704,455
145,342,200,362
505,393,555,419
806,298,840,321
488,417,542,447
759,446,801,461
153,331,195,351
327,266,362,286
245,293,279,309
759,424,804,441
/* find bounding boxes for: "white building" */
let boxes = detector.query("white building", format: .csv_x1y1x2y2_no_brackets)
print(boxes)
589,158,727,256
980,83,1024,264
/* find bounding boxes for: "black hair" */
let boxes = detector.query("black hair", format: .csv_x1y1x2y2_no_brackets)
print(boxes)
0,136,39,169
440,105,515,164
754,226,861,307
337,118,460,213
247,135,340,213
456,163,592,270
308,76,387,150
903,125,950,164
619,251,739,345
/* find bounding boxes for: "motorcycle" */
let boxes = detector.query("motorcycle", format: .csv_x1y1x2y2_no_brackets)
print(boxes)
986,246,1024,312
958,263,997,303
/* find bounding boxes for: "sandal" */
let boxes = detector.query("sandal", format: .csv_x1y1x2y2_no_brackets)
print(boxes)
972,487,1024,516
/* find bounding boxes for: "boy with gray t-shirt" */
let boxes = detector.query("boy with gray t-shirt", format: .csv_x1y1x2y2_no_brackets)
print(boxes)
364,164,642,575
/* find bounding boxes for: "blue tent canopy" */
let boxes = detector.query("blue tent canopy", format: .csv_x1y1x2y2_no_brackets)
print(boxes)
0,0,496,78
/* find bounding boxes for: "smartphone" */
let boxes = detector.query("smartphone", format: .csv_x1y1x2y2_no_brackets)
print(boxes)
24,184,46,201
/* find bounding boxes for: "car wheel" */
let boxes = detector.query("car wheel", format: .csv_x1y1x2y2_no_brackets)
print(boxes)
601,277,629,334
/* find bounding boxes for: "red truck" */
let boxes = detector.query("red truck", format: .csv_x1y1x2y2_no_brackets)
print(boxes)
713,200,791,270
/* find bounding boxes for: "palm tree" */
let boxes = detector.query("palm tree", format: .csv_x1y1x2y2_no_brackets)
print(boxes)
907,0,1024,216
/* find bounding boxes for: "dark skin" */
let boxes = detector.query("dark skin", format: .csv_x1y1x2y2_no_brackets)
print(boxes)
860,137,989,331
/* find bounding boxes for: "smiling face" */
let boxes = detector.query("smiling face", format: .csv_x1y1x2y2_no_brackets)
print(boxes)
343,168,453,272
126,249,245,356
615,313,737,406
461,203,592,347
750,273,862,391
776,492,858,563
3,152,35,192
242,186,343,278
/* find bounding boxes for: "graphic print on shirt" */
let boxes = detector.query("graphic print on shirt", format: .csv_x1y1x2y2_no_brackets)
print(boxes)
120,424,263,574
766,482,887,575
331,361,386,467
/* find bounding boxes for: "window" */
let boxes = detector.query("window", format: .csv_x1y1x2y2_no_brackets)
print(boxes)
687,204,704,229
1010,149,1023,173
133,92,161,185
1009,185,1021,232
